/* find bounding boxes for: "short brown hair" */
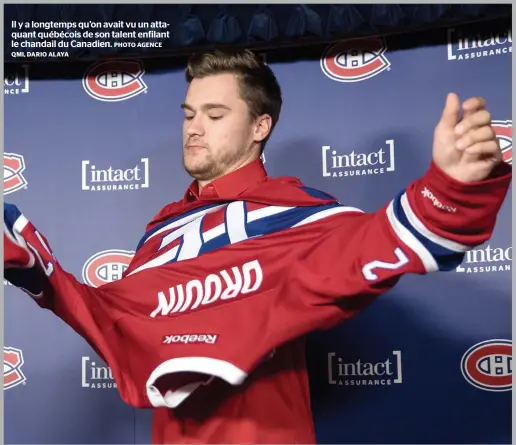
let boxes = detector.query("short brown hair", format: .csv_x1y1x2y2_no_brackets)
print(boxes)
185,48,282,152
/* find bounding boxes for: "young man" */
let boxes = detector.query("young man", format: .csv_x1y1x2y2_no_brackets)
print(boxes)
4,49,511,444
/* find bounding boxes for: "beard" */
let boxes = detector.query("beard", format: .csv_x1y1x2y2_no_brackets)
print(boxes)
182,146,239,181
183,154,221,180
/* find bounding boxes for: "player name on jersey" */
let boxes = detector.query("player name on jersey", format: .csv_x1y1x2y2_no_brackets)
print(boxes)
150,259,263,318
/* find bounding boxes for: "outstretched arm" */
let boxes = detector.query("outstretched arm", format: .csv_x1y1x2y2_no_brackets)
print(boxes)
285,93,511,328
287,158,511,329
4,203,111,360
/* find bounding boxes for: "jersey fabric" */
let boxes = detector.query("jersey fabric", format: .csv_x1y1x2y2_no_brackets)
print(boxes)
4,159,512,444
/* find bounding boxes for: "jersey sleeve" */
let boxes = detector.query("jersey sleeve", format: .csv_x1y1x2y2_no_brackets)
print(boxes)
3,203,112,360
292,160,512,326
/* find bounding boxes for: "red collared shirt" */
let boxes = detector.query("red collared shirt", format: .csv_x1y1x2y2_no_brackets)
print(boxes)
183,158,269,203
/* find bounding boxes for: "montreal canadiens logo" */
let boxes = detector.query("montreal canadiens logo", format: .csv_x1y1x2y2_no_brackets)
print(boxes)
461,339,512,392
321,38,391,82
491,120,512,164
4,153,27,195
4,346,26,390
82,249,134,287
82,59,147,102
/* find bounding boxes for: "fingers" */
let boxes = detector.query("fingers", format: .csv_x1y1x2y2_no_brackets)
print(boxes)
439,92,461,127
438,94,500,160
453,98,500,158
462,96,486,115
456,125,496,150
461,140,501,160
455,109,492,137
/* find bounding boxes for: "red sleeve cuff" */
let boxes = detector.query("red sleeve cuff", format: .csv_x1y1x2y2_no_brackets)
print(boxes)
425,159,512,197
407,160,512,247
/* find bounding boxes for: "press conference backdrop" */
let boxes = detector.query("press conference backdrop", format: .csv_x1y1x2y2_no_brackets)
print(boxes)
4,21,512,444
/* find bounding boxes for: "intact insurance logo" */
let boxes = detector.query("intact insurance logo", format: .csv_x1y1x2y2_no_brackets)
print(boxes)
328,350,402,387
4,64,30,95
4,153,28,195
321,37,391,82
322,139,395,178
81,158,150,191
82,249,134,287
447,27,511,61
461,339,511,392
456,245,511,274
83,59,147,102
4,346,26,390
82,356,116,390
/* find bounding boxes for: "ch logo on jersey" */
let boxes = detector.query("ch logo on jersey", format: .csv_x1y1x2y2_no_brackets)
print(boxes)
128,197,363,277
492,120,512,164
82,249,134,287
4,153,27,195
320,38,391,83
461,339,512,392
82,59,147,102
4,347,26,390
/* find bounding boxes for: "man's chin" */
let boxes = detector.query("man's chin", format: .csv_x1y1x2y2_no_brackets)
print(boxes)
184,163,215,180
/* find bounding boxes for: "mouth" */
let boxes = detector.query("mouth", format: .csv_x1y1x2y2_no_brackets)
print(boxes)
186,145,206,151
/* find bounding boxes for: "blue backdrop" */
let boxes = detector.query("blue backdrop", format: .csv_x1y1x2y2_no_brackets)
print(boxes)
4,20,512,444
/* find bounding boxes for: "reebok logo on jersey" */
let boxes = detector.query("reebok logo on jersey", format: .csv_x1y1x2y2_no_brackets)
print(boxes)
421,187,456,213
163,334,218,345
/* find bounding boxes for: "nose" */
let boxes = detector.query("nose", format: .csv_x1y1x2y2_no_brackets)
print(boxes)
186,114,205,137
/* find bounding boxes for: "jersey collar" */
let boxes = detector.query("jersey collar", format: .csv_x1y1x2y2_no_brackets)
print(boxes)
183,158,268,202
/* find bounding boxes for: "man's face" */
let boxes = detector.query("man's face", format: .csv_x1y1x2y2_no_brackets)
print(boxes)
182,73,257,181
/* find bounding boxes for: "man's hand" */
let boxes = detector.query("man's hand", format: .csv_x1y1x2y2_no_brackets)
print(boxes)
432,93,503,183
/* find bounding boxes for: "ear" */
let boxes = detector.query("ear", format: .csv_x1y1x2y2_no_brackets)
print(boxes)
253,114,273,143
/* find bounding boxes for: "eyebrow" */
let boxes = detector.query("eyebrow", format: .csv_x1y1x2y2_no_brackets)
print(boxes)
181,103,231,112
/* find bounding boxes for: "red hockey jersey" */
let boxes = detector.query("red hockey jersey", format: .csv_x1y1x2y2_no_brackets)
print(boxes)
4,160,511,411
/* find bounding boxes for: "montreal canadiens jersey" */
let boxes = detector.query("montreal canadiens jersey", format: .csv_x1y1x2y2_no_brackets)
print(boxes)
4,161,511,410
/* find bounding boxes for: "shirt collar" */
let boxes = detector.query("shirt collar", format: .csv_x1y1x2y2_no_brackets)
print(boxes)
183,158,268,202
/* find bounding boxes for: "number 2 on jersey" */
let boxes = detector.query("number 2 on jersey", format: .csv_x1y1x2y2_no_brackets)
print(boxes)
362,247,409,281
